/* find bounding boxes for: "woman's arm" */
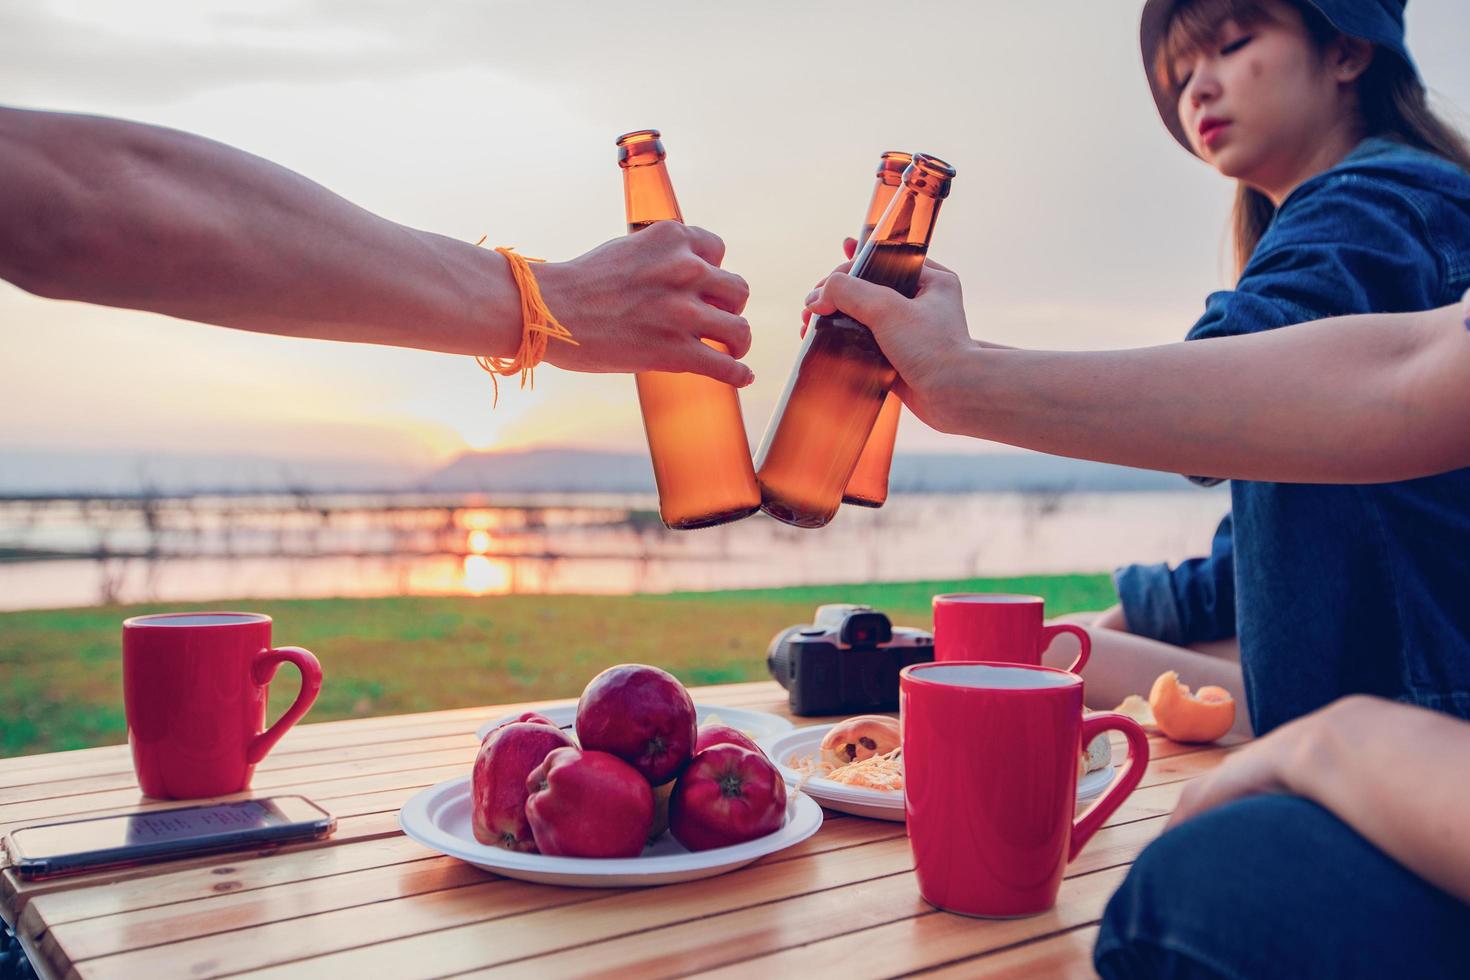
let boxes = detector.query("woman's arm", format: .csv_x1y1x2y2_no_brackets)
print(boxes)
0,106,755,385
1166,696,1470,904
806,268,1470,482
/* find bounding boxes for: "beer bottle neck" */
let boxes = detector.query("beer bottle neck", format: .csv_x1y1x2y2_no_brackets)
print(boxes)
623,161,684,229
846,188,945,298
858,152,911,247
859,176,903,247
851,150,954,298
868,185,944,250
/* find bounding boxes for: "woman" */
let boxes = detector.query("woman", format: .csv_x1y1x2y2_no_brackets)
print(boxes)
0,104,756,387
810,0,1470,737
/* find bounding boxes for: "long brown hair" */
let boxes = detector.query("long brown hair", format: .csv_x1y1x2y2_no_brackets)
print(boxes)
1157,0,1470,277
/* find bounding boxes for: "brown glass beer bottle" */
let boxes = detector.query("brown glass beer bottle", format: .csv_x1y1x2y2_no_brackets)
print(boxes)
843,151,912,508
616,129,760,530
756,153,956,528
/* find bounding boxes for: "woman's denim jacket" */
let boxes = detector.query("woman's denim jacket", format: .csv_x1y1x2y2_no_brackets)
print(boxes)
1114,138,1470,733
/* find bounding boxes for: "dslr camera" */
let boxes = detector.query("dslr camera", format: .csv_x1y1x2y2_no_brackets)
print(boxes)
767,604,934,716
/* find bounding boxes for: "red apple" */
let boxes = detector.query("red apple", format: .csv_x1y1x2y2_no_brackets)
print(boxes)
575,664,696,785
525,746,654,858
670,744,787,851
472,721,574,850
693,722,764,758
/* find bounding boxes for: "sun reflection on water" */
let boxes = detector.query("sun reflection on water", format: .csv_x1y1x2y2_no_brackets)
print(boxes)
461,554,512,594
458,508,497,531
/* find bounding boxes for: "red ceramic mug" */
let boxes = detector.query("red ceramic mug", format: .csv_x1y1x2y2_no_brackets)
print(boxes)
900,661,1149,917
123,612,323,799
932,593,1090,673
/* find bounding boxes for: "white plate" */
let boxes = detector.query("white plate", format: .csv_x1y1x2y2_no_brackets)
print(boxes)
399,776,824,887
1077,763,1116,805
761,725,1116,823
475,702,795,745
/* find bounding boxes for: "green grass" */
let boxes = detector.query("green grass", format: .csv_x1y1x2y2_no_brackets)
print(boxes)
0,574,1113,758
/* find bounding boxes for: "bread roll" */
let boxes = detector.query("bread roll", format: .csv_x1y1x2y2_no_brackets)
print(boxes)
1083,732,1111,773
820,715,900,769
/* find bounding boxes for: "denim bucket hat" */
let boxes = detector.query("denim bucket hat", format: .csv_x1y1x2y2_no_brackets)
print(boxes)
1140,0,1419,154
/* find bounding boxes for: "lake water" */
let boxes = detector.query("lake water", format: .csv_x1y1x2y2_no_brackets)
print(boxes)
0,490,1231,610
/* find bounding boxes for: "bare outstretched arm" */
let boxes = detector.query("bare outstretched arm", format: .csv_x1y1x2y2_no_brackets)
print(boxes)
0,105,755,385
806,265,1470,482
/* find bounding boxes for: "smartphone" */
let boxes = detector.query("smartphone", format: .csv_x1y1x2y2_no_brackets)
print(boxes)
3,796,335,880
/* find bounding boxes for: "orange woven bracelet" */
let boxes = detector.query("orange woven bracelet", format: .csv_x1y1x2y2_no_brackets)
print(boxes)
474,243,578,406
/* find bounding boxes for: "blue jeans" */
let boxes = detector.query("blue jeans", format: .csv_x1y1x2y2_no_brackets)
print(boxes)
1094,795,1469,980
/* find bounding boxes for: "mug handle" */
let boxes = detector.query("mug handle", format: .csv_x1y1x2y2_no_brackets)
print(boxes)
1038,623,1091,674
1069,712,1150,861
247,646,324,765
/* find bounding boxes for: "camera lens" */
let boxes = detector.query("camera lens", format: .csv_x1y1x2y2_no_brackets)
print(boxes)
766,625,805,692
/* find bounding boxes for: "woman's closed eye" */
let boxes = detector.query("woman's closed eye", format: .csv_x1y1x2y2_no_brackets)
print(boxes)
1175,33,1253,95
1219,34,1253,57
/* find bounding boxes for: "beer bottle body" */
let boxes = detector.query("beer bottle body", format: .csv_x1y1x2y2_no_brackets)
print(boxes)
843,393,902,507
843,152,912,508
618,130,760,530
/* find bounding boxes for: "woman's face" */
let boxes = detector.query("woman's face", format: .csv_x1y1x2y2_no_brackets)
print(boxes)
1171,4,1359,196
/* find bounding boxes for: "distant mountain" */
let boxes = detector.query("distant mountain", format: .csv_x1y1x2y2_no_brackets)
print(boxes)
0,449,429,496
887,453,1197,493
428,449,657,493
0,446,1207,496
425,449,1199,494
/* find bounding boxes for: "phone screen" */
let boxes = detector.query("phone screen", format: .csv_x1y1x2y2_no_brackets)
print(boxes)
6,797,332,877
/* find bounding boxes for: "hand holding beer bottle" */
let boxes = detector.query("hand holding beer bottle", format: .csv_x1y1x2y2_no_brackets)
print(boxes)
804,258,973,439
757,153,957,528
534,224,755,385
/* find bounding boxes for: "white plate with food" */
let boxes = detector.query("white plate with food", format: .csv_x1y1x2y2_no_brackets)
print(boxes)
761,720,1116,823
399,775,823,887
475,703,795,745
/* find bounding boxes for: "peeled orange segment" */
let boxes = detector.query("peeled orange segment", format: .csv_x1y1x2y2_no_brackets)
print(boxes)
1148,671,1236,743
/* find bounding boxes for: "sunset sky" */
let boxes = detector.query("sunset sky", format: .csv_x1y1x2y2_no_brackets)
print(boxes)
4,0,1469,471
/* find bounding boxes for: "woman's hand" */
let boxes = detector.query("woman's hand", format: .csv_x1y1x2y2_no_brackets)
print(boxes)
1163,695,1470,903
802,257,977,432
1165,723,1300,830
536,221,755,386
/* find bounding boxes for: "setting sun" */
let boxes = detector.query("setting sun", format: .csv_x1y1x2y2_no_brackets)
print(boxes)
455,415,504,453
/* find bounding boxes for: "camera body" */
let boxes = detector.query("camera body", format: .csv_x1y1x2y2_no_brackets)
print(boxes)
767,604,935,716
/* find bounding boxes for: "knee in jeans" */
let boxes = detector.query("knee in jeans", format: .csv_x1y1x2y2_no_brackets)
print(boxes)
1095,799,1291,980
1095,795,1383,980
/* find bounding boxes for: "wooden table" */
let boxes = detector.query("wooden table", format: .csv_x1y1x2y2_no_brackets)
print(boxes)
0,681,1242,979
